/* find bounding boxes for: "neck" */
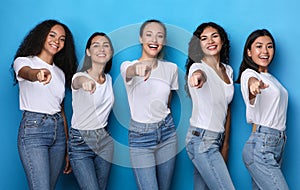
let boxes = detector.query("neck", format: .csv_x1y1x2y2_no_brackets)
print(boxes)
202,55,220,68
88,64,105,83
38,52,53,65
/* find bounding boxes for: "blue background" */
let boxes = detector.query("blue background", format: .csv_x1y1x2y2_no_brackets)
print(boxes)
1,0,299,189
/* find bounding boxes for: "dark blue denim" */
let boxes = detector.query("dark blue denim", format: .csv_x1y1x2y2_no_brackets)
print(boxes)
18,111,66,190
68,127,114,190
129,114,177,190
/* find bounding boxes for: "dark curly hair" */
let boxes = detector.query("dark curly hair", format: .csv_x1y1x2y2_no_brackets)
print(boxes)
235,29,275,83
80,32,114,73
11,19,78,87
185,22,230,95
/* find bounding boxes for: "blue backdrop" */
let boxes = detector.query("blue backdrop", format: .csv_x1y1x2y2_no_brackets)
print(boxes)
1,0,299,189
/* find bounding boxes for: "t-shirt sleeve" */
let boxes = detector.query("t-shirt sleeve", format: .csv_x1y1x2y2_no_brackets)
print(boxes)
241,69,260,106
13,57,31,81
188,63,205,78
171,65,179,90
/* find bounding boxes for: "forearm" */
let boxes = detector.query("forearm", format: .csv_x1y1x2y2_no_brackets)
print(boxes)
18,66,40,82
72,76,88,90
125,65,136,82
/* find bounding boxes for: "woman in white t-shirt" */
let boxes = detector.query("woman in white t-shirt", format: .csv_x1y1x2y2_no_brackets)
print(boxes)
236,29,289,189
121,19,178,190
68,32,114,190
185,22,235,189
12,20,78,190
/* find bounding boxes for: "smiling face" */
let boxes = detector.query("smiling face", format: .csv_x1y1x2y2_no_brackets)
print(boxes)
139,22,166,59
247,35,274,72
86,35,113,65
199,26,223,59
42,24,66,57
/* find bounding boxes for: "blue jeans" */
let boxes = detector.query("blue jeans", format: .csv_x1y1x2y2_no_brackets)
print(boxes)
18,111,66,190
68,127,114,190
129,114,177,190
242,125,289,190
186,126,235,190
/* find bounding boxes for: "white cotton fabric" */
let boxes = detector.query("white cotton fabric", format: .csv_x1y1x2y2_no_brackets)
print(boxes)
188,62,234,133
13,56,65,114
121,60,178,123
241,69,288,131
71,72,114,130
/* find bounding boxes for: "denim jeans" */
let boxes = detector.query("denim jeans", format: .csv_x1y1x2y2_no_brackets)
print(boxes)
242,125,289,190
129,114,177,190
186,126,235,190
68,127,114,190
18,111,66,190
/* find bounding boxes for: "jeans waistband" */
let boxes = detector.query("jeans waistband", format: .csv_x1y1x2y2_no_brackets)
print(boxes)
190,126,224,139
130,114,173,132
23,110,62,119
255,125,285,138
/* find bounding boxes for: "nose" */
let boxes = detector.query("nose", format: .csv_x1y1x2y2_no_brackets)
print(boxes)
262,45,268,53
208,37,214,43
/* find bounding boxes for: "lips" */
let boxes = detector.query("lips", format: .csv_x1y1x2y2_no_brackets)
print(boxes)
96,53,106,57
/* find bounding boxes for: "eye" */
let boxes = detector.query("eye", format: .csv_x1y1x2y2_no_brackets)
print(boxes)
49,33,56,38
104,44,110,48
267,44,273,49
200,37,207,41
60,38,65,42
255,45,262,48
212,34,219,38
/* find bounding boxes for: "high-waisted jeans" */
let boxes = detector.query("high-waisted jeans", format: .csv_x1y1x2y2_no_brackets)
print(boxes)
186,126,235,190
68,127,114,190
18,111,66,190
129,114,177,190
242,125,289,190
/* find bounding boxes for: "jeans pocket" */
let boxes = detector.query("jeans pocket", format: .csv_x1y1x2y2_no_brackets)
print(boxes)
24,115,46,128
186,140,195,160
69,131,86,146
242,141,255,166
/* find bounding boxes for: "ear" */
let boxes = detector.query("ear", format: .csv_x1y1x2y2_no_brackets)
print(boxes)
247,49,252,57
139,36,143,44
86,49,91,56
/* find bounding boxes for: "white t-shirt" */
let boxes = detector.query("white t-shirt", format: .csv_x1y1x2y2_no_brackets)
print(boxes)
188,62,234,133
71,72,114,130
13,56,65,114
121,60,178,123
241,69,288,131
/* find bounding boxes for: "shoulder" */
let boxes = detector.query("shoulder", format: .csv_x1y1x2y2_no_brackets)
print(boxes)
14,56,33,64
159,60,178,70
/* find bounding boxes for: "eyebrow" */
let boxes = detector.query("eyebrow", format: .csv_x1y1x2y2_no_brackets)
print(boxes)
200,32,219,37
49,31,66,37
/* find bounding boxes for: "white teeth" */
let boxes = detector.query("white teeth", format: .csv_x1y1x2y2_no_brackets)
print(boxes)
149,44,158,48
208,45,217,50
97,53,106,57
259,55,269,59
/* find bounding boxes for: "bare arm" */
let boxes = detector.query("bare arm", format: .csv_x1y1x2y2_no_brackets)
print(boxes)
248,77,269,105
72,76,96,94
189,69,207,89
61,103,72,174
18,66,52,84
221,106,231,163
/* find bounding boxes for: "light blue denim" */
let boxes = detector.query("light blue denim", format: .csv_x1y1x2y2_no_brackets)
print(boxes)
129,113,177,190
242,125,289,190
68,127,114,190
186,126,235,190
18,111,66,190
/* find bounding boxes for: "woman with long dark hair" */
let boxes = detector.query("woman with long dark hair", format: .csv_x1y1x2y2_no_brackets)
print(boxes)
185,22,235,190
12,19,78,190
236,29,289,190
